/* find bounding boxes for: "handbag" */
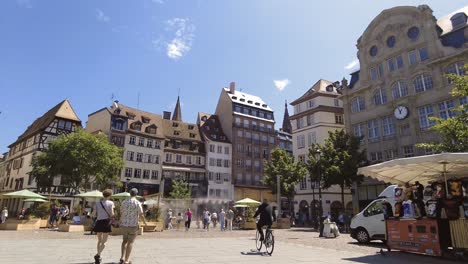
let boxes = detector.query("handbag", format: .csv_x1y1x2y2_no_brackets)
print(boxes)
100,201,119,228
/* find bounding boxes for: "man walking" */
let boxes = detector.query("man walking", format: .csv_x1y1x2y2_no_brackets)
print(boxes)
226,208,234,231
185,208,192,231
119,188,147,264
219,209,226,231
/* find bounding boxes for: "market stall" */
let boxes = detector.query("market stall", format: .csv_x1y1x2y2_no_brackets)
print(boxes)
358,153,468,258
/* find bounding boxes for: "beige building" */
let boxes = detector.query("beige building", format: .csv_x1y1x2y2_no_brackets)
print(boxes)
1,100,81,212
86,101,165,195
215,82,276,203
341,5,468,210
290,79,351,222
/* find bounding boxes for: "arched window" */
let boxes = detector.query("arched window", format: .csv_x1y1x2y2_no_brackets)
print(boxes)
413,73,433,93
392,81,408,99
351,97,366,113
373,89,387,105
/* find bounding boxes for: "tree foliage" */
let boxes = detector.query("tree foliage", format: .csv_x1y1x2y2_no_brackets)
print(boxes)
263,148,308,212
307,129,367,207
417,68,468,152
30,128,124,193
169,180,191,199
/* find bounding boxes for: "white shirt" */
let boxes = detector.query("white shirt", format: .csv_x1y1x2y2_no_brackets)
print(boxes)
94,200,114,220
120,197,143,227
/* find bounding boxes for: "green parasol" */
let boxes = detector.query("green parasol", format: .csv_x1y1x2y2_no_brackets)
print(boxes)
2,190,46,199
75,190,103,198
23,198,48,203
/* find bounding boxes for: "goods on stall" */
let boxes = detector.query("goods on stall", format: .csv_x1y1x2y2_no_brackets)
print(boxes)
426,199,439,218
394,201,402,217
402,200,415,218
448,180,463,197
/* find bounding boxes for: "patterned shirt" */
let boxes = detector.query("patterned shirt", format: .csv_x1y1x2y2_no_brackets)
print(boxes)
120,197,143,227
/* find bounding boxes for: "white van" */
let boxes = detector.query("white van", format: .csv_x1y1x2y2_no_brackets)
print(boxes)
350,185,400,243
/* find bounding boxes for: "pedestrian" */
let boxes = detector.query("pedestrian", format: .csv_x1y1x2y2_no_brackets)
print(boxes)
211,211,218,228
59,205,70,224
119,188,147,264
176,212,183,230
219,209,226,231
184,208,192,231
49,204,59,228
1,207,8,224
226,208,234,231
203,209,210,231
166,209,173,230
414,181,424,200
92,189,115,264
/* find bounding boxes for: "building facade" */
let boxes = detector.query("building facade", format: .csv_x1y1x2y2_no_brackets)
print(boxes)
290,79,352,222
197,112,233,201
86,101,165,195
1,100,81,212
215,82,276,203
341,5,468,211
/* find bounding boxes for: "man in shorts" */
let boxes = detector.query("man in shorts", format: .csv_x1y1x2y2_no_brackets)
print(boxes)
119,188,147,264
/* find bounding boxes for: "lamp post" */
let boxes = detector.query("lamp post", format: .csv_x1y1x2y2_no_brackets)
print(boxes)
314,148,324,237
276,174,281,221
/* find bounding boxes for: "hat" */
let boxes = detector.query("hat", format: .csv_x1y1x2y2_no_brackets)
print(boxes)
130,188,138,197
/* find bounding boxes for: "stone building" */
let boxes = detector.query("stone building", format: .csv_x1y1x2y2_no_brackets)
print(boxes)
86,101,165,196
290,79,351,222
215,82,276,203
341,5,468,211
1,100,81,212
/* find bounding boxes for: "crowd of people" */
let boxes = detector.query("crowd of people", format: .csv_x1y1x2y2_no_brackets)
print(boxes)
165,207,238,231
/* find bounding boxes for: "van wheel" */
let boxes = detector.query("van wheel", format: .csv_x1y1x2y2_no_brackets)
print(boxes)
356,228,370,244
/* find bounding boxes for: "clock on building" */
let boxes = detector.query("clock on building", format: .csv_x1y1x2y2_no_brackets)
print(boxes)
394,105,409,120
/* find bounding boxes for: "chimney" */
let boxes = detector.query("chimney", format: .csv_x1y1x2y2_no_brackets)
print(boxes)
229,82,235,94
163,111,171,120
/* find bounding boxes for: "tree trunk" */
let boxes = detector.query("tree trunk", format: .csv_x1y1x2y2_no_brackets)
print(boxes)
341,183,345,214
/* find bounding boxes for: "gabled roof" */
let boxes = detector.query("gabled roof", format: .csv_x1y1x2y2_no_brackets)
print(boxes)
109,103,164,138
290,79,339,105
9,99,81,147
197,112,230,143
223,88,273,112
162,118,202,143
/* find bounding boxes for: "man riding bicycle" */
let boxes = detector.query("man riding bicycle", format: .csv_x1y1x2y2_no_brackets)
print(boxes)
253,199,273,241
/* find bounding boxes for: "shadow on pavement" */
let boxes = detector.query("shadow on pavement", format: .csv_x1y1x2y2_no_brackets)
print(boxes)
348,241,386,249
343,251,460,264
240,250,271,257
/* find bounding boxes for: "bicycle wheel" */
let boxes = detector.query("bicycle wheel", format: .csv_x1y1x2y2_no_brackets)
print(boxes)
255,230,263,251
265,230,274,255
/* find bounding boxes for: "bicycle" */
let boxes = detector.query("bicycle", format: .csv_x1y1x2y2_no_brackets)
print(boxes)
255,226,274,255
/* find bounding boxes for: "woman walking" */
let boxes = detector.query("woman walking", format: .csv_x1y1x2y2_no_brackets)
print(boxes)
92,189,115,264
184,208,192,231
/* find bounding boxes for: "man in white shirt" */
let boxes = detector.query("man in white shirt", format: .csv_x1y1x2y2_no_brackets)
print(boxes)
119,188,146,264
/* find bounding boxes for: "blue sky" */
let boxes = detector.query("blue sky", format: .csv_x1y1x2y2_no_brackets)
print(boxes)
0,0,466,153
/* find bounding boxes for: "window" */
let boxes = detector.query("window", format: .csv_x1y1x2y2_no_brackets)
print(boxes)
243,120,249,128
154,155,160,164
419,47,429,61
143,170,150,179
269,136,275,144
145,154,152,163
151,170,158,180
224,147,230,155
209,144,215,152
387,36,396,48
217,146,222,153
216,159,222,167
370,152,383,162
307,99,315,108
365,201,384,216
385,149,397,160
334,99,340,107
351,97,366,113
307,131,316,146
367,119,380,141
370,67,377,80
451,13,467,29
400,123,411,136
245,132,251,139
373,89,387,105
126,151,134,161
378,63,384,78
307,114,314,126
165,153,172,162
173,131,180,136
353,123,366,141
297,135,305,149
137,137,144,146
382,117,396,137
408,50,418,65
438,100,455,119
236,159,243,167
146,139,153,148
136,153,143,162
418,105,435,130
369,45,378,57
209,158,215,166
396,55,404,69
224,160,230,168
154,140,161,149
407,26,420,40
335,115,344,124
392,81,408,99
446,62,465,83
413,73,433,93
129,136,136,145
175,154,182,163
111,136,124,146
112,119,124,130
237,144,244,153
403,145,414,157
297,117,304,129
300,178,307,190
131,122,142,131
460,96,468,106
186,156,192,164
237,130,243,137
387,58,395,72
125,168,132,177
134,169,141,178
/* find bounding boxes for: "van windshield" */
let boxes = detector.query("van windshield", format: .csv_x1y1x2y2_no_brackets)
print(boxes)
365,200,384,217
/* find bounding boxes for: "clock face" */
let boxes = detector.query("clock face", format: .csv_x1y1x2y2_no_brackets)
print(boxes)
394,106,409,120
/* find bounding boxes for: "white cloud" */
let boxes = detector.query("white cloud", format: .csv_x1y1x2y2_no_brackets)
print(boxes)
345,58,360,70
16,0,33,8
151,0,164,3
273,79,290,91
96,9,110,23
164,18,195,60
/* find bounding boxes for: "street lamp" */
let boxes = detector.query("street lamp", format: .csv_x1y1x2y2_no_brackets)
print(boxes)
314,148,324,237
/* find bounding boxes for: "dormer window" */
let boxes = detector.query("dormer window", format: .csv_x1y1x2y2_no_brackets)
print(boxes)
247,100,253,104
141,116,150,123
188,125,194,130
172,122,179,128
174,131,180,136
145,125,157,134
255,102,260,106
451,13,467,30
240,98,245,102
201,116,207,121
126,112,135,120
189,133,196,138
232,96,237,100
130,121,142,131
262,104,267,108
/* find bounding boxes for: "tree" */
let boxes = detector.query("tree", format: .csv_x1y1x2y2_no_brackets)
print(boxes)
307,129,367,212
417,68,468,152
30,128,124,193
263,148,308,215
169,180,191,199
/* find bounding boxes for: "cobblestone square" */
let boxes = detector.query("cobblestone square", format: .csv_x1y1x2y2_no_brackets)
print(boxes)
0,228,457,264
